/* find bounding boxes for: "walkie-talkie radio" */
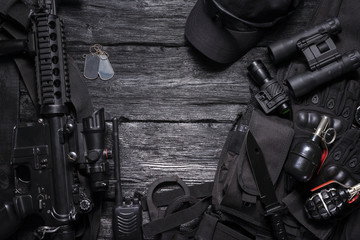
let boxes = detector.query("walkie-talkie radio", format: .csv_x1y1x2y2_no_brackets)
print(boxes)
112,117,143,240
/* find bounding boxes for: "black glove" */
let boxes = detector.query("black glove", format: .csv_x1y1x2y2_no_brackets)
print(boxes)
278,0,360,183
313,128,360,187
284,78,360,182
291,78,360,141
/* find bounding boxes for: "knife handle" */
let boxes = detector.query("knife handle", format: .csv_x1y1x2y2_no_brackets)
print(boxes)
270,213,288,240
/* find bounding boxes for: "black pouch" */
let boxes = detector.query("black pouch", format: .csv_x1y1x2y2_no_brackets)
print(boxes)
211,109,295,237
195,213,252,240
213,109,294,205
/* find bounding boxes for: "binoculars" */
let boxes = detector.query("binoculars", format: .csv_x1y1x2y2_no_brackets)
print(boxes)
268,18,360,98
269,18,341,65
247,18,360,117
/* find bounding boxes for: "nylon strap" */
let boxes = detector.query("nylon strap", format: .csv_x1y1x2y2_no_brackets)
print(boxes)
0,0,30,31
0,55,19,205
196,213,253,240
142,182,213,211
142,197,211,238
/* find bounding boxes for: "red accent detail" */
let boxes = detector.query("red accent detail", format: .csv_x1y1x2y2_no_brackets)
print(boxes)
348,195,359,204
105,149,108,159
311,180,336,192
317,148,328,174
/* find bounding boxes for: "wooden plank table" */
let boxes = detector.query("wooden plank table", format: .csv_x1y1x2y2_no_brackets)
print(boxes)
14,0,317,239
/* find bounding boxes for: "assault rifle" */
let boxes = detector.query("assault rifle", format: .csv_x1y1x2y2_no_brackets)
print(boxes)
0,1,111,239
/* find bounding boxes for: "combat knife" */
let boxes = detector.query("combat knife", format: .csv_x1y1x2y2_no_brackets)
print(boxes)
246,130,288,240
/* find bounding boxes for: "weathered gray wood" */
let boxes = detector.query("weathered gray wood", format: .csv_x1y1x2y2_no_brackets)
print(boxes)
99,121,230,240
22,46,278,122
58,0,317,46
69,44,255,122
19,0,319,123
11,0,320,239
105,121,230,196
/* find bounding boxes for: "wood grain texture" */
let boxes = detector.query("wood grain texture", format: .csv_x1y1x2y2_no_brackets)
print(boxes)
106,121,230,195
22,45,256,122
19,0,319,123
69,44,254,122
58,0,317,46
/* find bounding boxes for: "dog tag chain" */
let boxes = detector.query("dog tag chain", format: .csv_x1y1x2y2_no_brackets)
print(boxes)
83,44,114,80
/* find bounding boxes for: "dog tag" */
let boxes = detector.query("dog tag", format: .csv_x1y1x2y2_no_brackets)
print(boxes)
83,54,100,80
98,54,114,81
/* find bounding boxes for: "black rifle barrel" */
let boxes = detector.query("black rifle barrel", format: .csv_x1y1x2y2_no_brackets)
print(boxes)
32,2,75,238
48,117,74,218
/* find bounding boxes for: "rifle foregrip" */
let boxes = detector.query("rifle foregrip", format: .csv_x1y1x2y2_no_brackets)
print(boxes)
270,213,288,240
0,202,22,239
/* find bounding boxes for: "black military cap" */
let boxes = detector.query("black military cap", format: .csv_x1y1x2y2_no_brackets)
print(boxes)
185,0,302,64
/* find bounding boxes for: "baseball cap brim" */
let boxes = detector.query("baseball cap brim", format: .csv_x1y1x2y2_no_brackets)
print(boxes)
185,0,264,64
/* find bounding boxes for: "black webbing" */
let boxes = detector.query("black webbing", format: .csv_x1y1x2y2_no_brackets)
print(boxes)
0,0,30,31
142,197,211,238
0,55,19,205
142,182,213,211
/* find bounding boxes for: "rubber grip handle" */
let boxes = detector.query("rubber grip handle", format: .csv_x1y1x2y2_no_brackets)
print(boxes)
270,213,288,240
